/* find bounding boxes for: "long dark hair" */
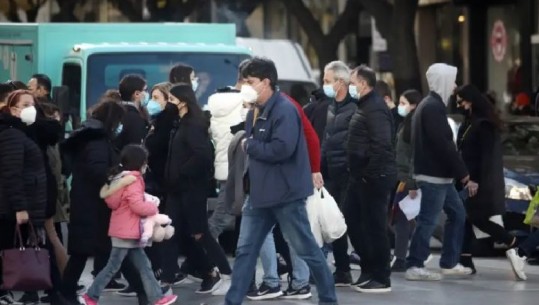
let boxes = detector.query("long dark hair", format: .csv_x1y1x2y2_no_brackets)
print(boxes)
169,84,205,121
169,63,194,84
90,99,125,138
401,89,423,143
108,144,148,182
456,84,503,130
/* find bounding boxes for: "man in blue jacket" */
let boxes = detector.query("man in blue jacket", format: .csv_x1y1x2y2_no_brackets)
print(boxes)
224,57,338,305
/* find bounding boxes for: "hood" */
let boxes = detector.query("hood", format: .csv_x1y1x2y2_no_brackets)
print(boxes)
207,91,243,118
426,63,457,105
99,171,138,206
61,118,107,154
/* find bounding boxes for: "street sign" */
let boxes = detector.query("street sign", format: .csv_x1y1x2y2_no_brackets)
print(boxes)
490,20,507,63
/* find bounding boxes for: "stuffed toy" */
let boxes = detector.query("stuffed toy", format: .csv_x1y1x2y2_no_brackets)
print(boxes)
141,193,175,243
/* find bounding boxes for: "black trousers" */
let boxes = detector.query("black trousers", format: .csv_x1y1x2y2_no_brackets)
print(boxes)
326,174,351,273
0,219,16,297
161,192,231,283
345,175,395,286
462,215,515,255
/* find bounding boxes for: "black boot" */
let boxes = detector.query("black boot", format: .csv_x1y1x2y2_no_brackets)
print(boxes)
460,255,477,274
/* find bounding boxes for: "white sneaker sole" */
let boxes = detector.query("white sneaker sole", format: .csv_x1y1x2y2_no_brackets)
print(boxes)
353,286,391,293
246,291,283,301
195,279,223,294
281,292,312,300
441,269,473,276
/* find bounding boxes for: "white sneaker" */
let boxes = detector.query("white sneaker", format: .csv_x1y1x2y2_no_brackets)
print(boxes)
441,263,473,275
405,267,442,281
506,248,527,281
424,254,433,265
211,275,231,296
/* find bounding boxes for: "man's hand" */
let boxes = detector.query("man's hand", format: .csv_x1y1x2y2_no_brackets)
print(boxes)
409,189,418,199
16,211,29,225
460,175,470,185
465,180,479,197
312,172,324,189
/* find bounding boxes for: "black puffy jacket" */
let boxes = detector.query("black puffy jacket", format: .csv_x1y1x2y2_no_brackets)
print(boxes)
322,95,357,178
0,113,47,224
347,90,396,178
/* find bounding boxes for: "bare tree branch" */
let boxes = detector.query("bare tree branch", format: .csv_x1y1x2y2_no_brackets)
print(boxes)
279,0,325,51
328,0,362,45
357,0,393,38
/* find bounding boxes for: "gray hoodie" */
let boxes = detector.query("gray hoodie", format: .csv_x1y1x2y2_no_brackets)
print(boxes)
426,63,458,105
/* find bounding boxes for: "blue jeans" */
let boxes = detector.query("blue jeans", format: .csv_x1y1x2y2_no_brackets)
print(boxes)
260,228,310,289
226,199,337,305
407,182,466,269
87,247,162,303
259,228,280,288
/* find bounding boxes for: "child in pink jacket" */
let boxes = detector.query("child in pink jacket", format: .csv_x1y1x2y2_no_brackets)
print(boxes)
82,145,177,305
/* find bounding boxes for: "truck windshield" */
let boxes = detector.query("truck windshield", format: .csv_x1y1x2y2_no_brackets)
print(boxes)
87,52,249,108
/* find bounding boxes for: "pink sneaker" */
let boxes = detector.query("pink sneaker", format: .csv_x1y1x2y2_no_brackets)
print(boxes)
154,294,178,305
82,294,97,305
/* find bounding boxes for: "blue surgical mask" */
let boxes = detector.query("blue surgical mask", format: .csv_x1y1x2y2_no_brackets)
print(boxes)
141,91,150,107
398,105,409,117
146,99,163,117
115,123,123,136
323,84,335,98
192,79,199,92
349,85,358,99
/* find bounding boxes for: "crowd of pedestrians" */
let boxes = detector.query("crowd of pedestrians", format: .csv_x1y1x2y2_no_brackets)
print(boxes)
0,57,538,305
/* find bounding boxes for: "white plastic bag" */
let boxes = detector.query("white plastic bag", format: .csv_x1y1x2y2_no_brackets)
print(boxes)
306,191,324,247
398,189,422,221
316,188,347,243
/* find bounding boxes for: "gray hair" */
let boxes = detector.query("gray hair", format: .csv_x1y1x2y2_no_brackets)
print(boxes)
324,61,351,84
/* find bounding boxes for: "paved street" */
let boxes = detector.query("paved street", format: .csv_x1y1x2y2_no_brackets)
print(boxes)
43,255,539,305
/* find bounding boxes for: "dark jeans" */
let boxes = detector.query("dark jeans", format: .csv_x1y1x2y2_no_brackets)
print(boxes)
519,230,539,256
345,175,395,286
326,174,350,273
407,182,466,269
462,215,515,255
161,192,231,283
0,219,16,297
225,199,337,305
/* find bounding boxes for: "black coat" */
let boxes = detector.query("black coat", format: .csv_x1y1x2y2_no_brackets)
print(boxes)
303,89,330,145
114,104,149,150
322,95,357,178
165,114,213,234
145,103,178,196
0,113,47,224
28,116,63,219
61,118,117,255
412,92,468,180
347,90,396,178
458,119,505,217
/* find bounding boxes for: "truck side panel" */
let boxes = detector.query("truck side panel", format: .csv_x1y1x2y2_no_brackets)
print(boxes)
0,24,38,82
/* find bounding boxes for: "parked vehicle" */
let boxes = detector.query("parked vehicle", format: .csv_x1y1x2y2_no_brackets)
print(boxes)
0,23,251,129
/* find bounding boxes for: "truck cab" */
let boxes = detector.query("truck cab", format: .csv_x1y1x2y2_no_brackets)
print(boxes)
0,23,251,128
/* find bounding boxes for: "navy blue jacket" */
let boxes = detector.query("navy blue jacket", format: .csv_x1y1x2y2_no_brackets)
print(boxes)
245,91,313,208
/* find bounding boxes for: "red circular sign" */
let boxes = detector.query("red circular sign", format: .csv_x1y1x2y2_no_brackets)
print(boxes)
490,20,507,63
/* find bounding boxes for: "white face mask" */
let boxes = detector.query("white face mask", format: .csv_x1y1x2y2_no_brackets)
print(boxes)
20,106,37,125
240,85,258,104
240,108,250,122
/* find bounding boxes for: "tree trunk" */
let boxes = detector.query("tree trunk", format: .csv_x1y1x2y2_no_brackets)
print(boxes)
388,0,421,96
316,46,339,84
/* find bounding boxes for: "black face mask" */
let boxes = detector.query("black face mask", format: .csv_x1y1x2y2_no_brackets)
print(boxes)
455,106,470,116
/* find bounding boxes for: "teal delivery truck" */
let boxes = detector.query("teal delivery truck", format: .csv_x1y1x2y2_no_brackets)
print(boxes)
0,23,251,127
